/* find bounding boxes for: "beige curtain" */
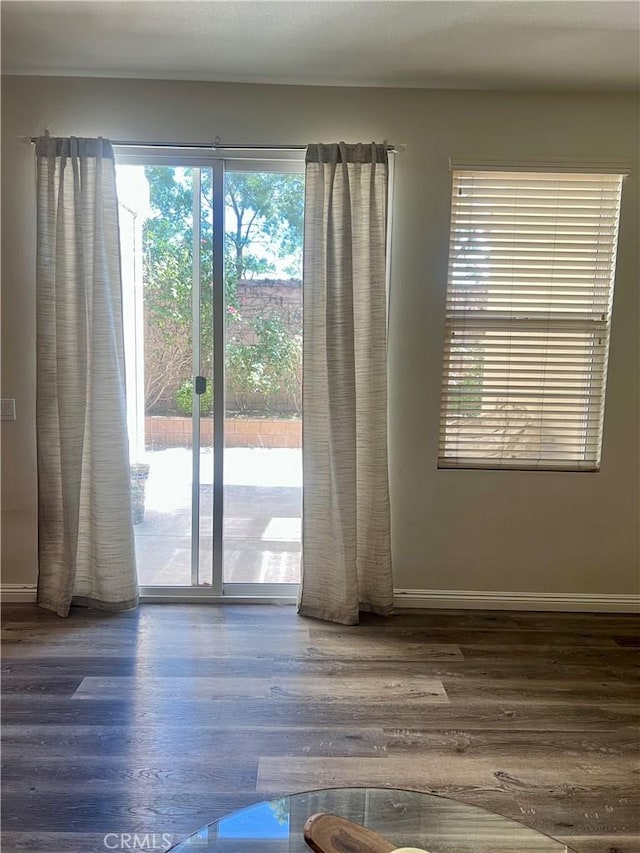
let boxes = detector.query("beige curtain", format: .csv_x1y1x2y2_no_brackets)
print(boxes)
35,137,138,617
298,142,393,625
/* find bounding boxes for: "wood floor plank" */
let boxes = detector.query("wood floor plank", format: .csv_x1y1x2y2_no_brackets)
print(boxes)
613,635,640,648
71,674,449,703
555,835,640,853
443,677,640,706
1,602,296,625
1,638,464,660
256,754,636,793
1,623,308,643
506,614,639,635
3,655,636,684
306,625,624,648
0,755,258,793
0,724,388,758
0,677,83,696
382,728,640,758
459,644,639,667
2,695,638,728
309,609,638,634
0,791,261,833
439,787,639,845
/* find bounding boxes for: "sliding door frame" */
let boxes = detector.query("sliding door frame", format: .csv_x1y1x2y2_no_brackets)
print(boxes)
115,145,303,603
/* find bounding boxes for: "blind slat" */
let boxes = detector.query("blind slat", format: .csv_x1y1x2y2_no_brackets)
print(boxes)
444,315,609,325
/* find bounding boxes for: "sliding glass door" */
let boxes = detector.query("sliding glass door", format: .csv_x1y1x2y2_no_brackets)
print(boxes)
115,148,303,597
222,166,303,592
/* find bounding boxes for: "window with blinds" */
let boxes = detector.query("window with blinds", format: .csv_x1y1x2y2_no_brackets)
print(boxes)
439,169,624,471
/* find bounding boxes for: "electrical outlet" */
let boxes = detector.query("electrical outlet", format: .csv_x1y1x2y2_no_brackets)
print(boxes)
1,399,16,421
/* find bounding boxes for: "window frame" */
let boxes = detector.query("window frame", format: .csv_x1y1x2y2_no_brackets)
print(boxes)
438,164,626,473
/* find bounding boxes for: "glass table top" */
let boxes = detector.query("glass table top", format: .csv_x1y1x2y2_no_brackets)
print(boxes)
170,787,571,852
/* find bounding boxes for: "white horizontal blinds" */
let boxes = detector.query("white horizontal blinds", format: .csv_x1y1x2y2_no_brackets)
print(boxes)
440,170,623,471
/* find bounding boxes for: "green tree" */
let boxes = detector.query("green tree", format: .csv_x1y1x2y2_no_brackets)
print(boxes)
225,171,304,293
141,167,303,414
142,167,201,410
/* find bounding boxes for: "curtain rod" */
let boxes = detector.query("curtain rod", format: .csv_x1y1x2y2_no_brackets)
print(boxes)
117,141,310,150
27,137,398,153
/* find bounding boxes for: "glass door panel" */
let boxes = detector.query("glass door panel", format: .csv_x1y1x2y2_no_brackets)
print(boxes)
117,162,214,588
222,168,304,587
195,166,215,589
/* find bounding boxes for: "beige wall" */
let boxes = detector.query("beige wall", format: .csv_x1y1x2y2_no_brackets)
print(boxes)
2,76,639,595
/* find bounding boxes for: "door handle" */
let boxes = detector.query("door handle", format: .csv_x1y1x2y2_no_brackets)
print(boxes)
195,376,207,395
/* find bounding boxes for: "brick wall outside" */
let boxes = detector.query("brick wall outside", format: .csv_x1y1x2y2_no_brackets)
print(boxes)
145,416,301,449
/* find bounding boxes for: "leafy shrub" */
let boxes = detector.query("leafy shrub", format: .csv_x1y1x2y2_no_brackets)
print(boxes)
226,316,301,414
172,316,301,418
176,379,214,416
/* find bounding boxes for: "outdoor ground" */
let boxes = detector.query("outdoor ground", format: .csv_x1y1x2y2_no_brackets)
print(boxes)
134,448,301,586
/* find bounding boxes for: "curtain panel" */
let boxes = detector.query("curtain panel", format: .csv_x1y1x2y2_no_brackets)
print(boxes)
299,142,393,625
35,136,138,616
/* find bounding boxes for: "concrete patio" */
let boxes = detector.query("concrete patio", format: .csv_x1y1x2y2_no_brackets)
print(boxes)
134,447,301,586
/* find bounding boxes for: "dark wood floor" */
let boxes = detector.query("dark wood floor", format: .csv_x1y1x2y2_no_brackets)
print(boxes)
1,603,638,853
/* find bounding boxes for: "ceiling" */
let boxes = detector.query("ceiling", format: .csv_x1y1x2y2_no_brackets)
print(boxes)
1,1,639,91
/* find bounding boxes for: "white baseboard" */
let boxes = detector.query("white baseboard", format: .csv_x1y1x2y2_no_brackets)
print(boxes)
394,588,640,613
1,585,37,603
2,584,638,613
